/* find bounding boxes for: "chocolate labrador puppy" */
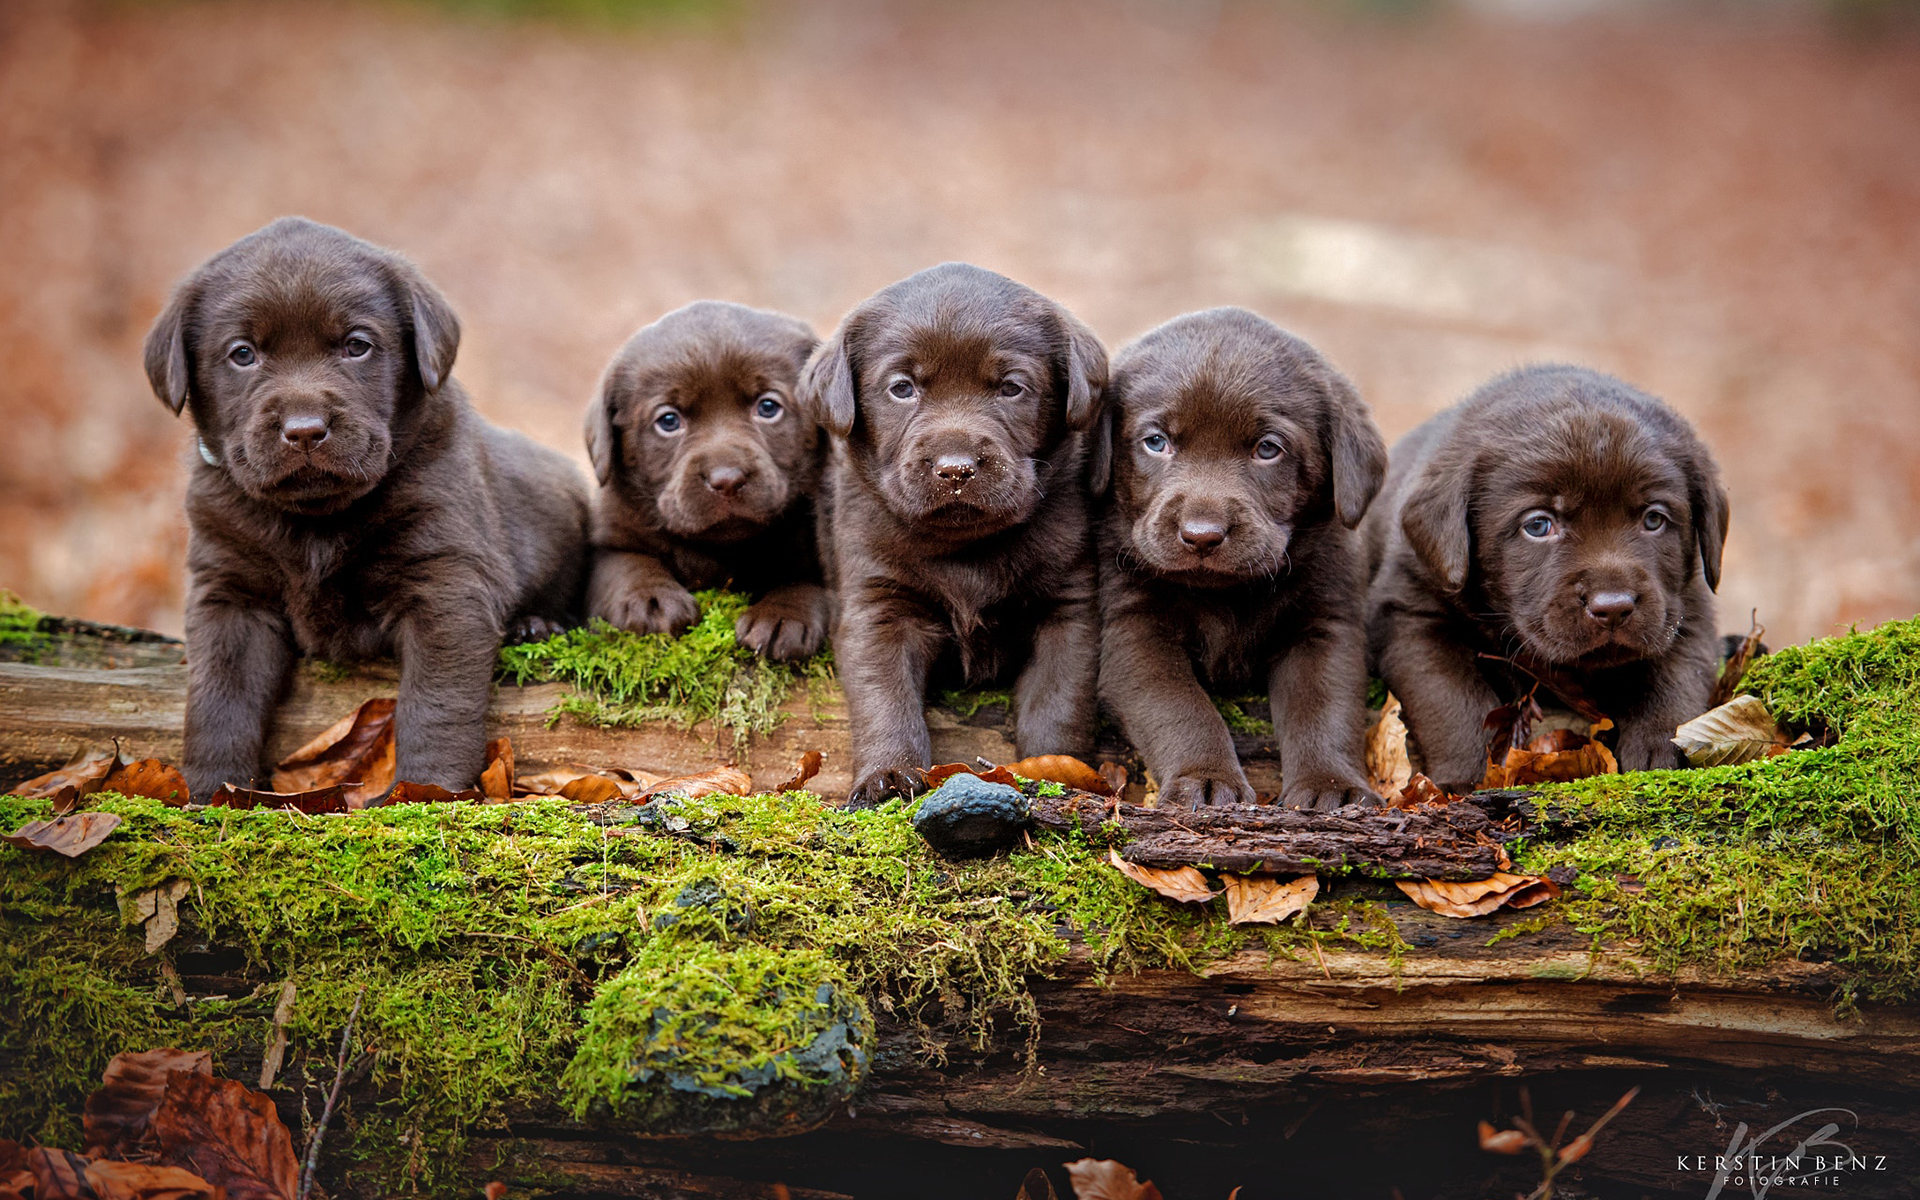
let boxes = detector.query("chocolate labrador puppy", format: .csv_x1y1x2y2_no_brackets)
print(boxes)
1363,364,1728,793
801,263,1107,807
1093,309,1386,810
584,301,828,661
145,217,589,800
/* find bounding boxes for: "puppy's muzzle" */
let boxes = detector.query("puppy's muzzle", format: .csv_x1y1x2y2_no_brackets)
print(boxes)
933,453,977,491
1583,589,1637,629
1178,517,1228,558
706,465,750,497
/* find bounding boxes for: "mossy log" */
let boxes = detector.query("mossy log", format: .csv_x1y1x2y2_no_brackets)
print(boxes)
8,616,1920,1198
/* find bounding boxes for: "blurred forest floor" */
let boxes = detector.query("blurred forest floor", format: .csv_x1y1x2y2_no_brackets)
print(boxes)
0,0,1915,643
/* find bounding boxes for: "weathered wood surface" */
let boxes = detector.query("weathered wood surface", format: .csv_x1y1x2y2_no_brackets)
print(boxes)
0,625,1296,801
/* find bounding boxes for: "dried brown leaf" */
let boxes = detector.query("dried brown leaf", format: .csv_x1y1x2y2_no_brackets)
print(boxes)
924,762,1019,789
777,750,825,793
557,775,623,804
1005,754,1114,796
103,759,190,807
1016,1167,1060,1200
1221,873,1319,925
271,697,396,809
485,1184,508,1200
2,811,123,858
1107,848,1219,904
1709,613,1766,709
27,1148,89,1200
1365,694,1414,798
1096,762,1129,795
258,982,297,1091
1063,1158,1163,1200
515,764,662,800
210,784,347,815
122,879,192,953
84,1160,220,1200
1482,718,1617,788
1477,1120,1529,1155
151,1070,299,1200
1671,695,1790,768
386,781,481,805
83,1049,213,1158
635,765,754,802
13,746,119,804
479,738,515,801
1397,872,1561,919
1388,773,1452,810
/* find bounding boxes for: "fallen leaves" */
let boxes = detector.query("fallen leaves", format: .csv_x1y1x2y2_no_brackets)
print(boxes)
1671,694,1792,767
152,1072,300,1200
271,698,395,809
209,784,347,815
635,765,754,803
926,754,1120,797
1221,873,1319,925
1364,694,1414,797
2,811,123,858
1107,848,1220,904
1396,872,1560,918
1063,1159,1164,1200
777,750,824,793
14,745,189,812
83,1050,212,1158
480,737,515,800
1482,718,1619,788
121,880,192,953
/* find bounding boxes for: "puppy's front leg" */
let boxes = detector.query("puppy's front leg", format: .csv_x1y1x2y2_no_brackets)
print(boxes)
1269,614,1378,810
393,596,498,792
737,581,831,663
1012,591,1097,759
183,593,295,800
587,549,699,636
837,592,945,808
1375,605,1503,795
1612,617,1718,772
1101,610,1253,808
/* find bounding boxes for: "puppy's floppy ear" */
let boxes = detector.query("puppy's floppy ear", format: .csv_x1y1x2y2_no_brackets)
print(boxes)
798,318,858,439
392,260,461,393
143,281,195,416
1087,403,1116,497
585,361,627,487
1400,451,1473,594
1056,310,1109,432
1323,369,1387,529
1691,455,1730,593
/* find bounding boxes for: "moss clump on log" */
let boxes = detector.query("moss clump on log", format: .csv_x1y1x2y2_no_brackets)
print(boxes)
1517,615,1920,1004
496,590,833,747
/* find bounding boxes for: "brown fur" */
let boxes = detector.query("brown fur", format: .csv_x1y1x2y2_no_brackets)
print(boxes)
800,263,1107,808
584,302,827,660
1363,364,1729,793
1093,308,1386,810
144,217,589,800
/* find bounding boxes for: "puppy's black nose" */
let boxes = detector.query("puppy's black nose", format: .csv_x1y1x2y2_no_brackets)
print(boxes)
1586,591,1637,627
281,415,329,453
707,466,748,497
1179,520,1228,556
934,454,977,487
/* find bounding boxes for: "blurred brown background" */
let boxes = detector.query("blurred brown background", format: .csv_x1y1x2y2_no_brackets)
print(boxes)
2,0,1915,645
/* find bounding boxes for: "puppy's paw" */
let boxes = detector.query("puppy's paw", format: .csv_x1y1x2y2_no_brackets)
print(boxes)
846,764,927,810
505,614,568,645
1614,729,1687,773
736,595,828,662
1280,780,1382,812
596,582,699,637
1158,769,1256,809
186,762,260,804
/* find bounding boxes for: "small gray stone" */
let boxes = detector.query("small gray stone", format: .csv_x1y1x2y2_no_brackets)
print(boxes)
912,774,1032,859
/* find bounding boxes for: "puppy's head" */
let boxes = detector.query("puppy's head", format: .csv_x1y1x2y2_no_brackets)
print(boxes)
1093,309,1385,586
798,263,1106,537
144,217,457,516
586,302,819,542
1402,366,1729,667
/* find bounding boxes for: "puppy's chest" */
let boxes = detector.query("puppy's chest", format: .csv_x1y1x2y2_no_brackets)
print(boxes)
1170,592,1296,691
267,533,399,659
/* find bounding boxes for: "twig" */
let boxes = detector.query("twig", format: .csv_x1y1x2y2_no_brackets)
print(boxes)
297,986,365,1200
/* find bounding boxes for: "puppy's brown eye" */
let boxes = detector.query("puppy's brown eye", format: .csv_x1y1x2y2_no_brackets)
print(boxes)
343,336,373,360
887,377,917,401
1254,437,1283,460
1521,512,1557,540
1642,509,1670,532
997,379,1024,398
654,410,684,435
754,394,784,421
227,344,257,367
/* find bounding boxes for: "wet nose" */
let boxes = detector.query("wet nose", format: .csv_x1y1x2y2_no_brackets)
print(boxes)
281,415,329,453
706,466,748,497
1179,519,1228,557
1585,590,1638,628
934,454,977,487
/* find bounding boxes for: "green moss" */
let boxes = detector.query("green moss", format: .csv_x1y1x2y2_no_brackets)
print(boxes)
1514,615,1920,1001
0,590,46,647
937,688,1014,719
1213,694,1273,736
497,591,832,749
